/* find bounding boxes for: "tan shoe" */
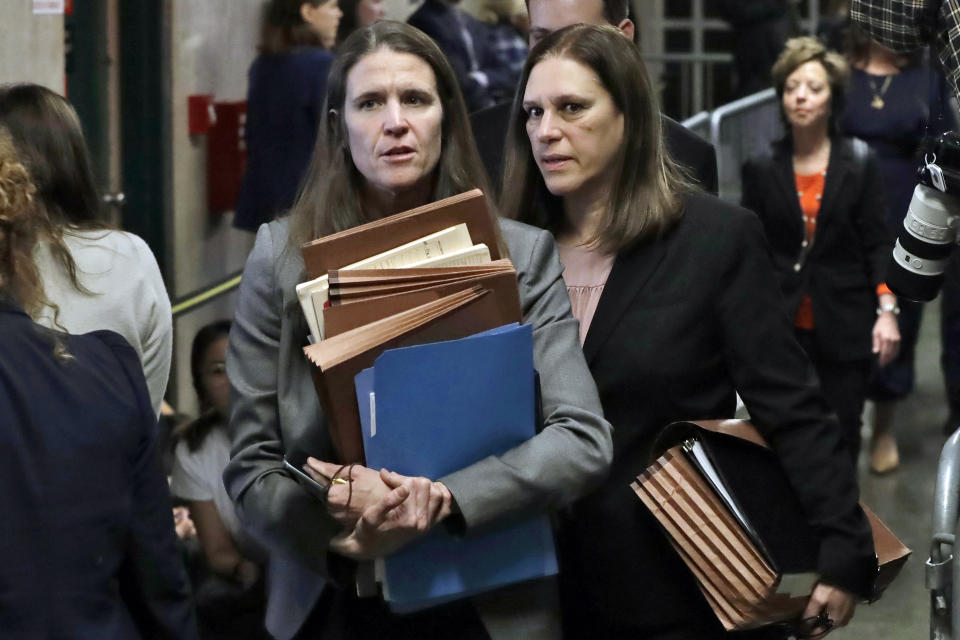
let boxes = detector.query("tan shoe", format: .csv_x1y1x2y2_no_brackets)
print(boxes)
870,432,900,474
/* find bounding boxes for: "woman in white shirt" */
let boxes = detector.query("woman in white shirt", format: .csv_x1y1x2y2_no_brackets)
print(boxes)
0,83,172,415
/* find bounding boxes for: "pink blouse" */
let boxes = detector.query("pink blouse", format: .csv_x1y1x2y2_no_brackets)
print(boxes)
556,243,616,345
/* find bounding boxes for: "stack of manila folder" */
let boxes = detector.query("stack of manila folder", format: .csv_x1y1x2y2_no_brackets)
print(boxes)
297,190,522,463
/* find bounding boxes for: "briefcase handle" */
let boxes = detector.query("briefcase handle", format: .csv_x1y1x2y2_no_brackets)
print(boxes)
651,418,769,463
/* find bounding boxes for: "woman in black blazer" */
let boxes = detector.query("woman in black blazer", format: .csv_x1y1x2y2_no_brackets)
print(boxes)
502,25,877,639
742,37,900,461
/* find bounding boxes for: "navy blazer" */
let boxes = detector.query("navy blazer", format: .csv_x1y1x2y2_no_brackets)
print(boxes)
235,48,334,232
741,137,892,361
558,195,877,633
0,300,197,639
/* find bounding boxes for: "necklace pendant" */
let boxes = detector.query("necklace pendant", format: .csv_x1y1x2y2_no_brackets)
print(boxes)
871,95,885,109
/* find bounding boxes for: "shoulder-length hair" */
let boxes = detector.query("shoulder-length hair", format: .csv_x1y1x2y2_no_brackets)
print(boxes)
772,36,850,136
0,128,70,358
260,0,328,54
0,83,107,300
501,24,693,253
289,20,495,248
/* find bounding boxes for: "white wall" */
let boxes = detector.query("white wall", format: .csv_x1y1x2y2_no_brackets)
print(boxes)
385,0,422,21
168,0,262,414
0,1,65,92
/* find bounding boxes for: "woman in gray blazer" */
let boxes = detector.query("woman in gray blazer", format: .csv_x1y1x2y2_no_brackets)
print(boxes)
222,21,612,640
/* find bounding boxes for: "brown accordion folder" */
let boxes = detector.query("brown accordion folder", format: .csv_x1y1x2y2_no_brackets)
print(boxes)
304,286,521,464
323,261,520,337
299,190,523,463
300,189,503,280
632,419,910,631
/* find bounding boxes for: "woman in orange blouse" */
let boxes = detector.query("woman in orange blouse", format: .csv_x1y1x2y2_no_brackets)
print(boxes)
742,37,900,461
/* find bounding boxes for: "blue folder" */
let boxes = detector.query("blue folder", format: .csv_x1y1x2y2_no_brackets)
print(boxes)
355,323,558,611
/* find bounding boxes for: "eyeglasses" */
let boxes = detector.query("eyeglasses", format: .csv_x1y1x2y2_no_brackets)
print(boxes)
773,611,835,639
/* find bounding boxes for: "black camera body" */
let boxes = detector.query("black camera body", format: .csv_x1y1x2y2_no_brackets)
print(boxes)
888,132,960,301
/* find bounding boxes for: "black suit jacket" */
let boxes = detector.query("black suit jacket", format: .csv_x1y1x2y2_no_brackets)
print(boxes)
741,137,891,361
0,300,198,639
558,195,876,632
470,100,719,196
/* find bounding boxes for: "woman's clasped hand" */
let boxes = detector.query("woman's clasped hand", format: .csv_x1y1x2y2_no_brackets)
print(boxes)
304,458,453,559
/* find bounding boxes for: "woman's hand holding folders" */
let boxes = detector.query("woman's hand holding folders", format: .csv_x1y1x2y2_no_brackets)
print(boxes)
305,458,452,560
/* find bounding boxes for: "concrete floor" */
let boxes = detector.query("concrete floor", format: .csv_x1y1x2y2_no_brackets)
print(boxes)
831,296,950,639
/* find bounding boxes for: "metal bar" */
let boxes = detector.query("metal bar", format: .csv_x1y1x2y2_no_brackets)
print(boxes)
954,512,960,639
681,110,710,136
691,0,704,114
808,0,820,37
709,87,778,194
660,18,727,29
932,429,960,560
643,52,733,63
928,430,960,638
170,270,243,318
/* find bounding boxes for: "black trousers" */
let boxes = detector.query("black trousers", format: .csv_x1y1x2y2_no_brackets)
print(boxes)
796,330,872,461
293,587,490,640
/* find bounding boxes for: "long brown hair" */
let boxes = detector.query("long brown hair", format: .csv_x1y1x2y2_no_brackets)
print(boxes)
0,129,71,359
289,20,495,249
501,24,693,253
0,84,109,299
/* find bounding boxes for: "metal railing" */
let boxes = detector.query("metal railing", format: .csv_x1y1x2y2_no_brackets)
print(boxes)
681,110,710,142
708,88,782,203
678,87,782,202
644,52,734,118
171,270,242,318
929,429,960,639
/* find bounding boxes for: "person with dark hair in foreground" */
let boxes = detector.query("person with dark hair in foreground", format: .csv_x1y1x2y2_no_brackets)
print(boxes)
469,0,718,196
0,132,197,638
504,24,877,639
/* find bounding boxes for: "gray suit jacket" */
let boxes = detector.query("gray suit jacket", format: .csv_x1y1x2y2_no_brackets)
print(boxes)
223,216,612,639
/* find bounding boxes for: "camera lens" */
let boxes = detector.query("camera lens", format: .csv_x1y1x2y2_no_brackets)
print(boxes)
887,184,956,302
